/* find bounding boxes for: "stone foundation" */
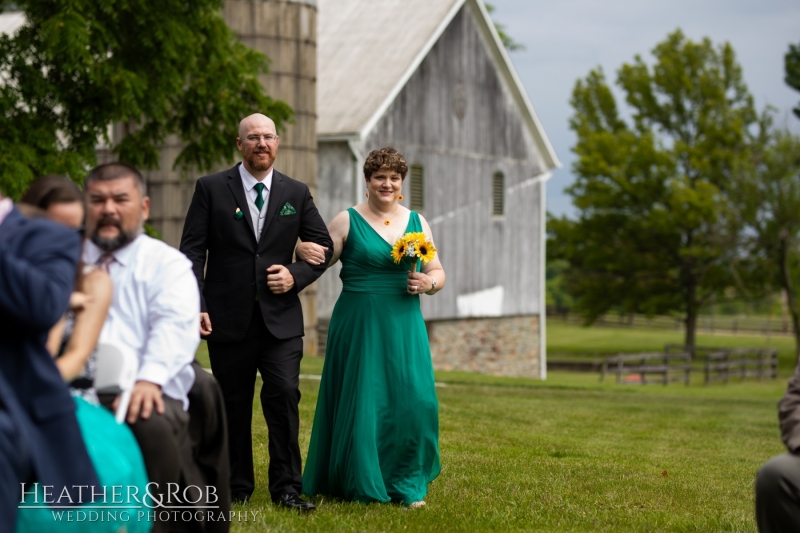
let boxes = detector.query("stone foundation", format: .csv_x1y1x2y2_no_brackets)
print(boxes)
427,315,541,378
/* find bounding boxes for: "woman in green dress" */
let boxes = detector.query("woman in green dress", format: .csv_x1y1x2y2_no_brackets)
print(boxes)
297,147,446,507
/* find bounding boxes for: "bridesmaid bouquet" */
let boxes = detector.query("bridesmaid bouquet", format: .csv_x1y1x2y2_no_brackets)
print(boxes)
391,232,437,272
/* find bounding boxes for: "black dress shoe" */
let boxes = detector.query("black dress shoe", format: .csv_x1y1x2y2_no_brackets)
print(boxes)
231,492,250,505
275,493,316,511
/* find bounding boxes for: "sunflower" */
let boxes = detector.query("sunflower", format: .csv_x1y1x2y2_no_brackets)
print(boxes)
391,235,408,263
417,239,437,264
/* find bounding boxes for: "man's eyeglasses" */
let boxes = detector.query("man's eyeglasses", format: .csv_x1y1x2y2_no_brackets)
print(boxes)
245,134,279,143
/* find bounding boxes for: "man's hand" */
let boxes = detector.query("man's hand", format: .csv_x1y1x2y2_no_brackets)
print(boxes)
267,265,296,294
123,381,165,424
200,312,213,335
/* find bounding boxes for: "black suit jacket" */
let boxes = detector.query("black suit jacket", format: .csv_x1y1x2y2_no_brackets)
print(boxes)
180,164,333,342
0,207,100,501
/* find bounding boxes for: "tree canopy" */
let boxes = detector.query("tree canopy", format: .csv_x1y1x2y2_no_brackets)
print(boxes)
786,42,800,120
551,30,758,350
0,0,292,198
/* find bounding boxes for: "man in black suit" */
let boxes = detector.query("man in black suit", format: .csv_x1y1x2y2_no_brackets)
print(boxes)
0,192,99,532
180,113,332,510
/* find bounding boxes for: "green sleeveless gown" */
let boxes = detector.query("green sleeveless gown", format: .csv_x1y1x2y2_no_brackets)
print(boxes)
302,208,440,504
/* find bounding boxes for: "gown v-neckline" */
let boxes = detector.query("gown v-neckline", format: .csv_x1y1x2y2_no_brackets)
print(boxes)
349,208,414,247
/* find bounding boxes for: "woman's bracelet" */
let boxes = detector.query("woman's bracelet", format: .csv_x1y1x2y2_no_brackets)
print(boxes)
426,275,437,294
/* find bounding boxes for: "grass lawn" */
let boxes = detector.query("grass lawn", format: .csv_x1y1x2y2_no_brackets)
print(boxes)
190,324,789,532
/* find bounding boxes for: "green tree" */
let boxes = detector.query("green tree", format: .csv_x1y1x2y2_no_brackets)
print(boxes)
0,0,292,198
786,42,800,119
552,30,758,351
738,128,800,360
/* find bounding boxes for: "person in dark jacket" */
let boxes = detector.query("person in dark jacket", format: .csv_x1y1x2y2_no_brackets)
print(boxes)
180,113,332,510
756,362,800,532
0,191,99,533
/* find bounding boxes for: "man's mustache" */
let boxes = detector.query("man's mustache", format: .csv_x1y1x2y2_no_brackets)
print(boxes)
96,216,122,229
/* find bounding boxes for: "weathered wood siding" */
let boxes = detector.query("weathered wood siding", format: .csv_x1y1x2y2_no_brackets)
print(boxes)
316,141,353,317
317,3,546,322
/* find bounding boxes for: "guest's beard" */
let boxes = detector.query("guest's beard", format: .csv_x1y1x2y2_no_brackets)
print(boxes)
90,216,140,252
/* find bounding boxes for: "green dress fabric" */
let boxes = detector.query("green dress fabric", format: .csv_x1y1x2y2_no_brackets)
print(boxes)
15,397,152,533
302,208,440,504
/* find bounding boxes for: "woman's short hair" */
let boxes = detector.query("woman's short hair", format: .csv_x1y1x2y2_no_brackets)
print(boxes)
363,147,408,179
21,175,83,209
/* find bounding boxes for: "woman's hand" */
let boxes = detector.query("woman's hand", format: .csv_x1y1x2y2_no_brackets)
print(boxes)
69,291,94,311
407,271,433,295
295,241,328,265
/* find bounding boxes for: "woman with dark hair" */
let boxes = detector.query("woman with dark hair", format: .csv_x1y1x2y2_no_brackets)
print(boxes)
16,176,151,533
298,147,446,508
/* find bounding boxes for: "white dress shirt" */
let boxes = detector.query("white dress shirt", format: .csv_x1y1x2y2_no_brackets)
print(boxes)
83,235,199,410
239,163,273,241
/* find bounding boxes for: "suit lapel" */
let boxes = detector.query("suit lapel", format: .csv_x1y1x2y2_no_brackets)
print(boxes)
226,164,257,245
257,170,286,249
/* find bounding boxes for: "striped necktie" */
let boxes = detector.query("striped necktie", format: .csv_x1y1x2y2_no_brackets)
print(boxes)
96,253,115,272
254,182,265,211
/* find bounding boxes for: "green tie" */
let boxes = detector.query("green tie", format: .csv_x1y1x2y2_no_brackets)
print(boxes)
254,182,265,211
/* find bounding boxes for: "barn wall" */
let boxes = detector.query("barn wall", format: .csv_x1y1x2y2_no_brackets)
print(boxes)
363,5,546,322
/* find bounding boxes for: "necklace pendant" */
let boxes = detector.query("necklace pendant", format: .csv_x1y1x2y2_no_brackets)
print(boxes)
384,220,391,226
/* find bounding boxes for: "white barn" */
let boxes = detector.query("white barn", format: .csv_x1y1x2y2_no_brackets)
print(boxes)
315,0,559,378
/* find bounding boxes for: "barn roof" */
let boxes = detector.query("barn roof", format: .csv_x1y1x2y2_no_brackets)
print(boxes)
317,0,559,169
0,12,24,36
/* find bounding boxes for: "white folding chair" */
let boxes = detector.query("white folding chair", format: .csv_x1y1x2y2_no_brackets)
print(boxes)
93,343,139,424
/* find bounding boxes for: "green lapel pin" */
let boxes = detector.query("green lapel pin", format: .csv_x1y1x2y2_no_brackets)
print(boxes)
279,203,297,216
234,207,244,220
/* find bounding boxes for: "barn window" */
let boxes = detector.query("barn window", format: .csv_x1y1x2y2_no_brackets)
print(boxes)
492,171,505,216
410,164,424,211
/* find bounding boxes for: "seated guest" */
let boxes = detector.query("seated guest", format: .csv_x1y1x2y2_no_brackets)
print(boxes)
0,190,99,533
22,175,107,392
82,163,228,533
756,362,800,532
17,176,152,533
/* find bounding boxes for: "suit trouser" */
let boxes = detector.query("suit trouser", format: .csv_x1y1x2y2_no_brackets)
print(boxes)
187,361,231,533
101,394,192,533
207,304,303,500
756,452,800,532
0,406,29,533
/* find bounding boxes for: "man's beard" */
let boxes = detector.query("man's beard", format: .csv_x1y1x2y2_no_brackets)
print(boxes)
247,150,274,172
90,216,141,252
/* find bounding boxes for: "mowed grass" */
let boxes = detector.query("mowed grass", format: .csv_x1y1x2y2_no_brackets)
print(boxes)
190,324,789,532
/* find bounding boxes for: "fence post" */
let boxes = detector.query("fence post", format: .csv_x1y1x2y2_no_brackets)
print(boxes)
617,357,623,385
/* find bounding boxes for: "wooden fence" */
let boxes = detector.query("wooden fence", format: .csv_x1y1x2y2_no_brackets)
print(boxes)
549,311,794,336
665,344,778,384
600,352,692,385
601,345,779,385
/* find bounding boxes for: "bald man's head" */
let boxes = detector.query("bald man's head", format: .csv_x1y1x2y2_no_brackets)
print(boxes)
238,113,276,138
236,113,280,175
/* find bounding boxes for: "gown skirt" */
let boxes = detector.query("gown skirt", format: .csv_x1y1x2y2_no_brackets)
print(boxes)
302,209,440,504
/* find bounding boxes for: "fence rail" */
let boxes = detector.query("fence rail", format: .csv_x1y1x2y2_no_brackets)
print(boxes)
600,352,692,385
548,311,795,336
601,345,779,385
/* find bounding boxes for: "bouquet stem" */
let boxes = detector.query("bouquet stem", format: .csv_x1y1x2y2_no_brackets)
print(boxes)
410,257,418,274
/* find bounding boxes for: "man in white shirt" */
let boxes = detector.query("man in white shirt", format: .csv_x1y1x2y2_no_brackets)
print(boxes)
82,163,214,532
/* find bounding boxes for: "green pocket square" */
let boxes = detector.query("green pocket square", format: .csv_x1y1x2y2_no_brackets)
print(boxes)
279,203,297,216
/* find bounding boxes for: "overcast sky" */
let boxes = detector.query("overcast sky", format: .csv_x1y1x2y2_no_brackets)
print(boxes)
488,0,800,217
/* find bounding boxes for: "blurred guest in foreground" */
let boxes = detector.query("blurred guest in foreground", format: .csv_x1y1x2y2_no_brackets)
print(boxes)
756,361,800,532
83,163,229,532
0,189,99,533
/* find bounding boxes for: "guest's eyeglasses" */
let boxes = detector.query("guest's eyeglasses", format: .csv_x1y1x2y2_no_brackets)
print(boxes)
245,134,279,144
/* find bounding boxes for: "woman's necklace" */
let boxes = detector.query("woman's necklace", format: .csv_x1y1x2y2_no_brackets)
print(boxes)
367,202,399,226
